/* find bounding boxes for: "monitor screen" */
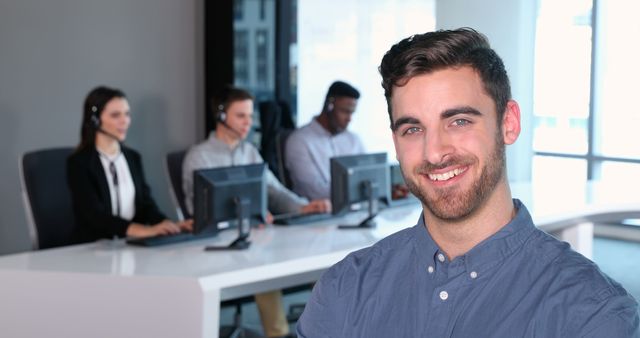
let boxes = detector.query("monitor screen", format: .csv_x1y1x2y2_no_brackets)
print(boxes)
330,152,391,224
193,163,267,241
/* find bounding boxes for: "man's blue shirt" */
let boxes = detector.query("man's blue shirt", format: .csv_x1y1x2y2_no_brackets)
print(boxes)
297,199,639,337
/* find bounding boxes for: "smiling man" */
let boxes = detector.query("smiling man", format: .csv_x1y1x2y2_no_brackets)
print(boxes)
296,28,639,338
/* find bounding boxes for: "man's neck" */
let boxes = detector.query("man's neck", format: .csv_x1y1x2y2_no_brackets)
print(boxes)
423,180,515,261
316,113,333,134
95,135,120,156
215,127,241,148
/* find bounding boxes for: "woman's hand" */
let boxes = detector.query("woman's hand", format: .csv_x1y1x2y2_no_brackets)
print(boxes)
126,220,182,238
178,219,194,232
301,199,332,214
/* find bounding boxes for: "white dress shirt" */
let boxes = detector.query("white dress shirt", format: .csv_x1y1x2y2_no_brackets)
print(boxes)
97,148,136,221
285,118,365,200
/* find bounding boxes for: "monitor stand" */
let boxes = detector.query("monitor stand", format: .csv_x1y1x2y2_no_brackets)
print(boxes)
205,197,252,250
339,181,379,229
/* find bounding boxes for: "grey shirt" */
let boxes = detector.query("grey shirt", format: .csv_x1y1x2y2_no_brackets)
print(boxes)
285,118,365,200
182,132,308,215
297,199,639,338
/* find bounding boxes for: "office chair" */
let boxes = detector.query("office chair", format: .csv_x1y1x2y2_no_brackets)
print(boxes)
259,100,297,187
165,150,191,220
259,100,283,180
19,147,77,250
164,150,264,338
275,129,294,189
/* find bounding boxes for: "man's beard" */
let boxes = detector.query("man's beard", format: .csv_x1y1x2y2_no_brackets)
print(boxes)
328,114,345,135
403,132,506,222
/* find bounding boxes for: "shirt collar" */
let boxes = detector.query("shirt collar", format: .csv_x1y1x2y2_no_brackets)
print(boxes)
207,131,242,152
95,145,122,162
412,199,536,274
310,117,333,137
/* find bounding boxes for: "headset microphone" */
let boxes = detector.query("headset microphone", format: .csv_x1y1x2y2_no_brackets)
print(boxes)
216,103,245,139
221,120,244,139
91,105,122,142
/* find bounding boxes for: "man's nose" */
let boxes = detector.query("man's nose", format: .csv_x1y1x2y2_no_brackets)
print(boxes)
423,129,454,165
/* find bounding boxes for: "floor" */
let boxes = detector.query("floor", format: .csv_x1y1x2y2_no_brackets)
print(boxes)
220,236,640,336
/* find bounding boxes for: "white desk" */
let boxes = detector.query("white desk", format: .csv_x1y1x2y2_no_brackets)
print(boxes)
1,181,638,338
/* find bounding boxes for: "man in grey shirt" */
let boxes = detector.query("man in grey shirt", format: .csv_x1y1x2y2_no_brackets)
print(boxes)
297,28,639,337
285,81,365,200
182,86,330,217
183,85,329,338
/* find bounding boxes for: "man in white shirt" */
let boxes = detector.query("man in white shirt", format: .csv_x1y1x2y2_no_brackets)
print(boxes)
284,81,366,200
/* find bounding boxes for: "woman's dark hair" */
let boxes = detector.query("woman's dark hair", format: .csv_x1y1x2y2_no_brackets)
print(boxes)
379,27,511,129
76,86,127,151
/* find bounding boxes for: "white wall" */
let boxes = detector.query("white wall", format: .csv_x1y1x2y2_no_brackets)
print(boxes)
437,0,537,182
0,0,204,254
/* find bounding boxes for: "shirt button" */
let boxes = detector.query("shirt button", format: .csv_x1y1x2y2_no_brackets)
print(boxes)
470,271,478,279
427,266,434,273
437,253,445,262
439,291,449,301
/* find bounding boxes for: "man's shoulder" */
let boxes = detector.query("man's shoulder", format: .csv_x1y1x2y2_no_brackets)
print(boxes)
185,139,212,156
530,231,638,332
547,243,631,301
288,122,316,141
544,238,638,337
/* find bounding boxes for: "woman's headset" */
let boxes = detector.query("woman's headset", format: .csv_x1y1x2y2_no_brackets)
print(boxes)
90,105,101,128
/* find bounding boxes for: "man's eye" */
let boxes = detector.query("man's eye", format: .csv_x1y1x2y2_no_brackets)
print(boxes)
402,126,421,135
452,119,471,127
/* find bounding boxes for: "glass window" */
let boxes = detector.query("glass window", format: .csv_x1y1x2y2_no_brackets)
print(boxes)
532,156,587,188
596,161,640,184
296,0,435,158
233,0,275,102
592,1,640,160
234,0,244,21
533,0,592,155
234,30,249,87
255,29,269,87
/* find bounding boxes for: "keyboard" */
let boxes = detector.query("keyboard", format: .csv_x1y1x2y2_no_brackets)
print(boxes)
126,230,217,247
273,212,335,226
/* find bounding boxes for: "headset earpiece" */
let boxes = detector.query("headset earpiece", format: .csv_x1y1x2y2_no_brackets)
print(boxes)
90,105,100,128
217,104,226,122
326,97,335,113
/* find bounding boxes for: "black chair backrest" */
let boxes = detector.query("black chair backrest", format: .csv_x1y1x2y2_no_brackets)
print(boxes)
165,150,190,220
259,100,283,179
276,129,294,189
20,147,76,250
259,99,297,188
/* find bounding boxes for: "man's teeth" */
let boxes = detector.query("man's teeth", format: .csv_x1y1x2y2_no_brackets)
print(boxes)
428,168,466,181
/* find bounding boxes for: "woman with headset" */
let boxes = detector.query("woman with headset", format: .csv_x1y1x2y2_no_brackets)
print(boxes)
67,86,192,243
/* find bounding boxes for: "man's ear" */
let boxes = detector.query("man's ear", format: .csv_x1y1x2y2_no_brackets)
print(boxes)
502,100,521,145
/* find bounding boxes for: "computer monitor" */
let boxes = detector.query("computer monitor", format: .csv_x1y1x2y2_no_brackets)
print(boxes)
193,163,267,250
330,152,391,229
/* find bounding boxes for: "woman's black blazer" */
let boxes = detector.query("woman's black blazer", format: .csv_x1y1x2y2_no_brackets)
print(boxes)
67,146,166,242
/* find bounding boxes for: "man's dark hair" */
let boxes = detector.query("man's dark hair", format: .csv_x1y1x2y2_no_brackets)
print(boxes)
378,27,511,129
212,85,254,114
326,81,360,100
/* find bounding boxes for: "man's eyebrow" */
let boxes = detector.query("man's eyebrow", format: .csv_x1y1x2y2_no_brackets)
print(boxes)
441,106,482,119
392,116,420,131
